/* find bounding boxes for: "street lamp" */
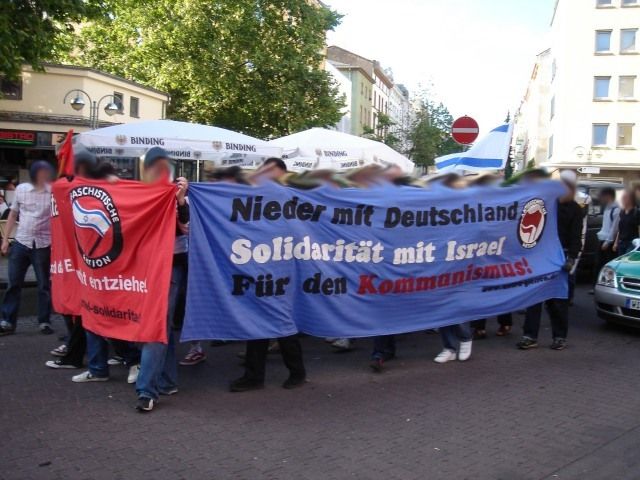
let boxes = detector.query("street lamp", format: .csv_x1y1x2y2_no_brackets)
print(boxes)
63,89,124,129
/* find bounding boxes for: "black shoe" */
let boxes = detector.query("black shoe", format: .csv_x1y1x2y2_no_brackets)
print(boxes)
0,325,15,336
516,338,538,350
229,376,264,393
39,324,54,335
136,397,155,412
369,358,384,373
210,340,230,347
550,338,567,351
282,376,307,390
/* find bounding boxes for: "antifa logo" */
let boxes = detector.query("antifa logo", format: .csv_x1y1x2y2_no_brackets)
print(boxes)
70,186,123,269
518,198,547,249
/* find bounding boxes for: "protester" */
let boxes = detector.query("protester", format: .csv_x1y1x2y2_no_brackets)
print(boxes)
0,161,54,336
472,314,513,339
135,146,189,412
590,187,619,292
614,189,640,256
517,170,584,351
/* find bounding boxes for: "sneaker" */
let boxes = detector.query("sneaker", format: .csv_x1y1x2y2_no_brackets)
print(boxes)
72,371,109,383
496,325,512,337
107,356,124,366
369,358,385,373
50,344,68,357
229,376,265,393
159,387,179,396
136,397,155,412
127,364,140,384
550,338,567,351
282,376,307,390
39,324,54,335
516,337,539,350
434,349,457,364
45,360,79,369
179,349,206,366
0,321,16,336
458,341,472,361
330,338,353,352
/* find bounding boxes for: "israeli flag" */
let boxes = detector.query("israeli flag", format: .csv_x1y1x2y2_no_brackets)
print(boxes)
72,201,112,237
435,124,513,172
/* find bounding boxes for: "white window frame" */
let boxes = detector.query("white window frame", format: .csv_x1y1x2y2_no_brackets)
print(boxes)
595,30,613,53
620,28,638,53
619,76,637,99
594,76,612,100
617,123,635,148
593,124,609,147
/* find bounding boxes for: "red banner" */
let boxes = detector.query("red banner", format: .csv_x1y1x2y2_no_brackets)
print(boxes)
51,177,176,343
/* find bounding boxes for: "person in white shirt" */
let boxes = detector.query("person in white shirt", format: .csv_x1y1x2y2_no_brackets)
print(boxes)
592,187,619,290
0,161,54,335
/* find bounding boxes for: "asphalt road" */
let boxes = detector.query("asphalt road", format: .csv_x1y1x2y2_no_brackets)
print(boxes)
1,285,639,480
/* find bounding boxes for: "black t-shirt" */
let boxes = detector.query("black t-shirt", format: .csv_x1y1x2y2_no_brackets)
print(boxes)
618,208,640,243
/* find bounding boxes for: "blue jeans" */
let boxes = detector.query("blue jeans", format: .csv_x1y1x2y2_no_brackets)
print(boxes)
1,242,51,326
440,323,472,352
136,257,186,400
86,330,140,377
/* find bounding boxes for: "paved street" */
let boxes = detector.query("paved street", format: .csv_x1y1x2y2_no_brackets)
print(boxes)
1,286,639,480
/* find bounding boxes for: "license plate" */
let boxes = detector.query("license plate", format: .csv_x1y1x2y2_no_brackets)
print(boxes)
626,298,640,310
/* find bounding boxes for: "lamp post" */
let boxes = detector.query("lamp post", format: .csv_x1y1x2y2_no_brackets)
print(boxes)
63,89,123,129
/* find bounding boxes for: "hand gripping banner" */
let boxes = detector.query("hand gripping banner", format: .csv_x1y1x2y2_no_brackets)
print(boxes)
181,180,567,341
51,177,176,343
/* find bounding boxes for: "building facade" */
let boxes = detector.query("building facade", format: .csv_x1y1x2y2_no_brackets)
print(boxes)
324,61,352,134
326,59,374,136
0,64,169,183
515,0,640,182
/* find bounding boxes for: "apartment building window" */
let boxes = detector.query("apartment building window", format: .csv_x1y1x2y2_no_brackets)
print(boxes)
129,96,140,118
619,76,636,99
551,59,557,82
621,29,637,52
593,124,609,146
618,124,634,147
596,0,612,5
595,30,612,52
0,78,22,99
594,76,611,99
548,135,554,159
113,91,124,113
622,0,638,6
550,96,556,119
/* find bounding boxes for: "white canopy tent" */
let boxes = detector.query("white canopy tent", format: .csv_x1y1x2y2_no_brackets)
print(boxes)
75,120,281,168
268,128,415,174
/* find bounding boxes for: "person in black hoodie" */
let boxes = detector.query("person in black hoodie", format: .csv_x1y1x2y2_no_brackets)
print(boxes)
517,170,584,351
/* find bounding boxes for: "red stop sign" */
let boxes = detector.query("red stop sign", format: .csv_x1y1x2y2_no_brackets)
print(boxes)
451,116,479,145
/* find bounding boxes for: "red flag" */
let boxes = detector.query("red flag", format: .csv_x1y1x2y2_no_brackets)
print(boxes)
51,177,176,343
56,129,75,177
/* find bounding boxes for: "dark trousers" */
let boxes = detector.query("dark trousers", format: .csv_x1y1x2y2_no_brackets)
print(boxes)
1,242,51,325
371,335,396,360
61,315,86,367
244,335,306,382
471,314,513,331
523,300,569,340
593,242,615,285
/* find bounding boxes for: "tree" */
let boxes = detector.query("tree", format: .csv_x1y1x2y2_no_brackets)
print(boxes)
363,113,399,149
406,95,459,167
57,0,345,138
1,0,105,81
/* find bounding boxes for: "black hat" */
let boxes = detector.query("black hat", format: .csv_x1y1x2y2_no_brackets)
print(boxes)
142,146,170,168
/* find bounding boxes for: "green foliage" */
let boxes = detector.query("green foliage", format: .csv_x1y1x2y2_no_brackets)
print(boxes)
57,0,345,138
1,0,104,80
526,159,536,170
362,113,399,148
407,94,459,167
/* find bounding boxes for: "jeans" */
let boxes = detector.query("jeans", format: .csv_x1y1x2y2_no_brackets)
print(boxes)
61,315,86,367
523,300,569,341
440,323,472,352
1,242,51,325
371,335,396,361
243,335,306,382
136,256,186,400
86,330,140,377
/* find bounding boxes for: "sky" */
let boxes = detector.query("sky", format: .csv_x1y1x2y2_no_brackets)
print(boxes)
324,0,556,134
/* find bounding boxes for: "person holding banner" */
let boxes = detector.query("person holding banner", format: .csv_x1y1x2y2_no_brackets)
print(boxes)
517,171,584,351
135,147,189,412
0,161,54,336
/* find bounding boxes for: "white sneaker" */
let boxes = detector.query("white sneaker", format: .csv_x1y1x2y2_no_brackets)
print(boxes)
127,364,140,384
72,371,109,383
458,341,472,361
434,349,457,364
331,338,353,351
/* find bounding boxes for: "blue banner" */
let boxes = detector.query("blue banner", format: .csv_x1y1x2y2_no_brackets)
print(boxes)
182,181,567,341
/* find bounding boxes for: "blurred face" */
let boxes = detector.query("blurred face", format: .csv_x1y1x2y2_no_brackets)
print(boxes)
599,192,613,205
622,191,634,209
144,158,172,183
34,167,52,186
